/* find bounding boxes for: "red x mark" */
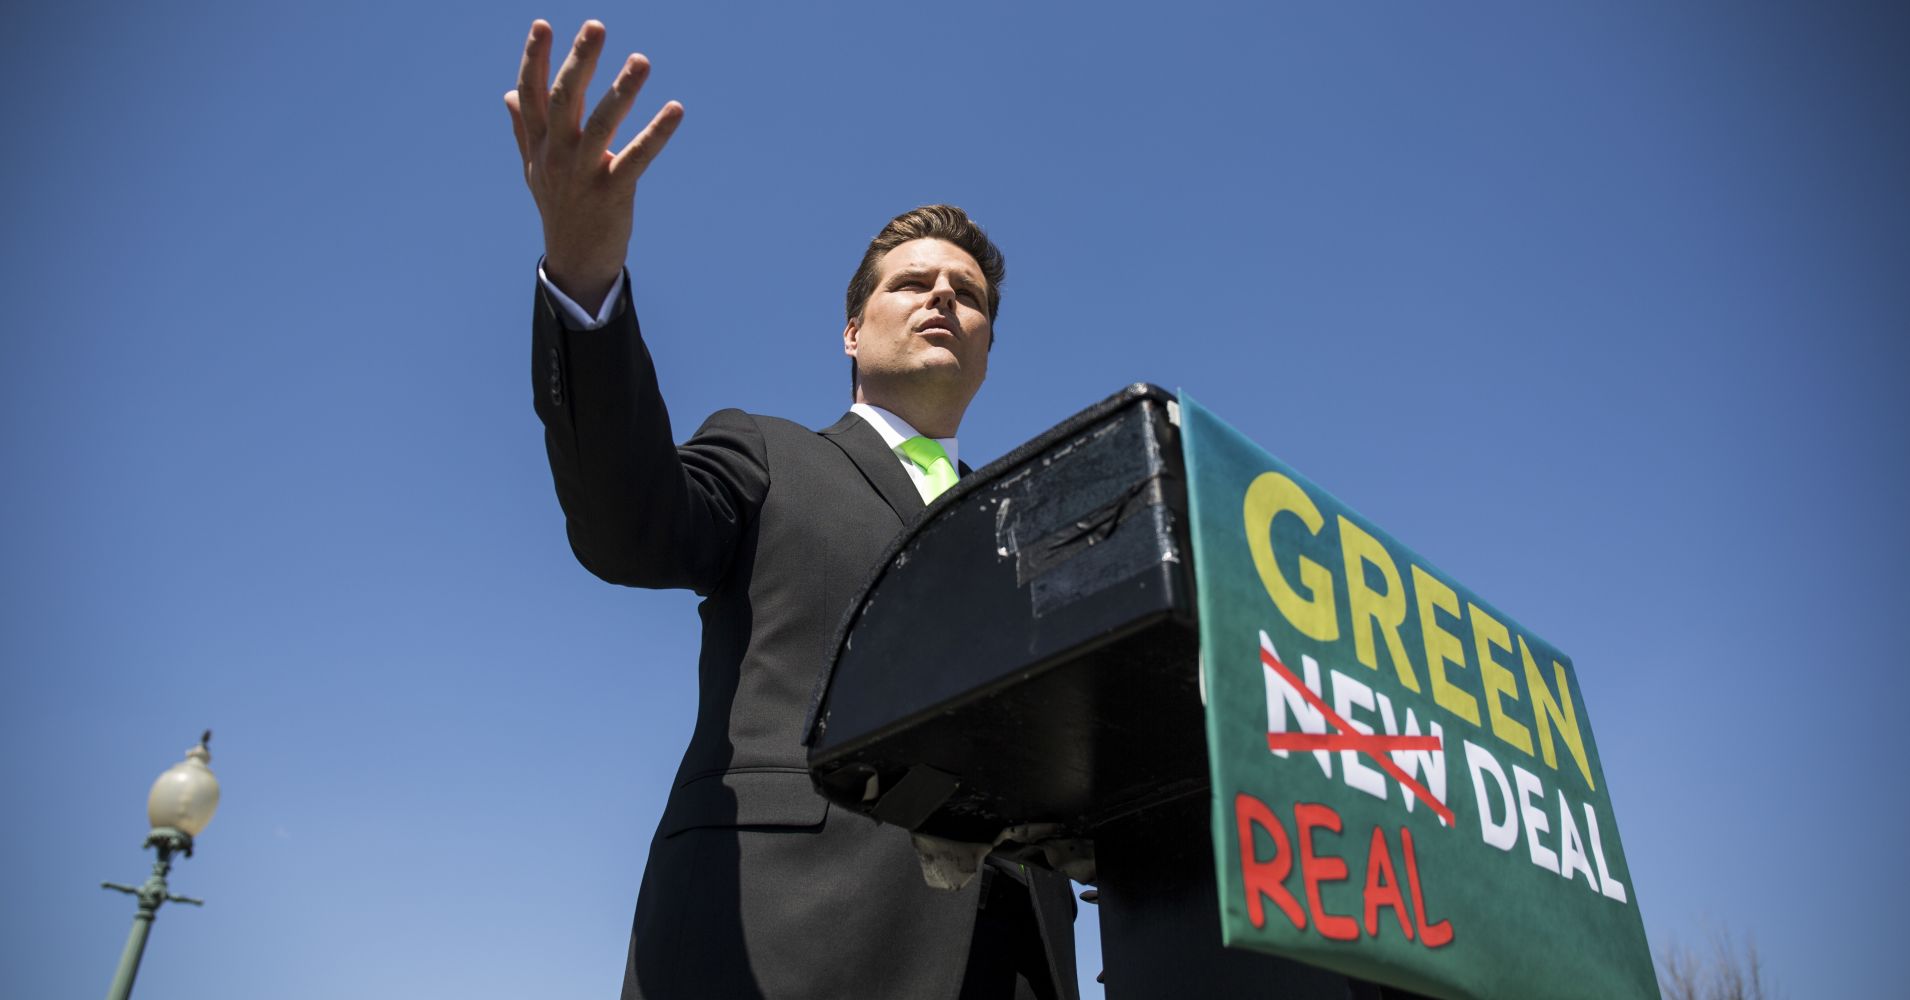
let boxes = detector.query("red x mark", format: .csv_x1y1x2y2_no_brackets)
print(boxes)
1261,641,1454,827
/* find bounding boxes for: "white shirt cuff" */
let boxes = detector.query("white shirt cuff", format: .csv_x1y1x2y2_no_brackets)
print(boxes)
537,264,627,330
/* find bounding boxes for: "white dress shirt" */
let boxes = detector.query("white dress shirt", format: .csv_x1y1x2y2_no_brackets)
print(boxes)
540,264,627,330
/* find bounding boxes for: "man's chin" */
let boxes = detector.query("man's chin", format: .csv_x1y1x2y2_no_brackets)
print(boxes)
881,353,966,380
912,358,983,386
865,360,983,398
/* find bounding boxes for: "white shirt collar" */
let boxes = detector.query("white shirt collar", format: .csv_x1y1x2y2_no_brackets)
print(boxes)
850,402,960,470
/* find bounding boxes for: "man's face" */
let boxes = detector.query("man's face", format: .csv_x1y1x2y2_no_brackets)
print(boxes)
843,238,992,405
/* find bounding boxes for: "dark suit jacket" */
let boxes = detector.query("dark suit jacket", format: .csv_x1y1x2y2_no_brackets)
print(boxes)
532,280,1076,999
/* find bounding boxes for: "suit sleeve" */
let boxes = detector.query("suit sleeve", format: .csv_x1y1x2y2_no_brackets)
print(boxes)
531,274,769,594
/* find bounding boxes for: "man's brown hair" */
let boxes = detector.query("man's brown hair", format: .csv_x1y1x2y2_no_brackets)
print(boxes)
845,204,1004,395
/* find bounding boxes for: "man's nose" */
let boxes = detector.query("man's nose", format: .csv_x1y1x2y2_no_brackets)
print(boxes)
927,275,958,309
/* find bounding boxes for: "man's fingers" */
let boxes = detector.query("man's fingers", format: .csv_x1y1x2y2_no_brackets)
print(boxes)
504,91,531,165
610,101,685,182
547,20,606,134
580,54,650,156
514,20,552,141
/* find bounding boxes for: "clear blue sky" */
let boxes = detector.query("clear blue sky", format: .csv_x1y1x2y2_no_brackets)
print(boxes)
5,2,1904,997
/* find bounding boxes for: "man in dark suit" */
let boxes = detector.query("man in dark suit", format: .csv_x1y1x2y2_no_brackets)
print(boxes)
505,20,1077,999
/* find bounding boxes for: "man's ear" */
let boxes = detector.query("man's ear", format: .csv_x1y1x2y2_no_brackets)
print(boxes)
842,318,859,358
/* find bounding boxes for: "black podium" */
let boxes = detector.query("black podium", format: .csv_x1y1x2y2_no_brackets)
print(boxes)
806,385,1424,999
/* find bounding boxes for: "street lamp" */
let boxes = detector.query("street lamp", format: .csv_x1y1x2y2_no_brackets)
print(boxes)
101,731,221,1000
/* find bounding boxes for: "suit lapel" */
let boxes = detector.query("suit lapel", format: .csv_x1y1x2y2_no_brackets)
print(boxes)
821,412,925,524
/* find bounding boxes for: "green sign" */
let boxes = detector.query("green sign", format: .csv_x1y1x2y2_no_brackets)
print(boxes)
1181,395,1656,999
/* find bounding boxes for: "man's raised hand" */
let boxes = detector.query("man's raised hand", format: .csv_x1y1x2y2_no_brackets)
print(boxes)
506,20,683,314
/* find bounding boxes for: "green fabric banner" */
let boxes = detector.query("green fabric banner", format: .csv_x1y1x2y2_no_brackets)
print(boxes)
1181,395,1656,999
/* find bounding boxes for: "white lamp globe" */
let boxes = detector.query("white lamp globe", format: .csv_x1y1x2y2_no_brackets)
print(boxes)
146,735,220,836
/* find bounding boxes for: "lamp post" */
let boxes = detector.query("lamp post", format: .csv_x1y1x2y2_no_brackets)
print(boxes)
100,731,221,1000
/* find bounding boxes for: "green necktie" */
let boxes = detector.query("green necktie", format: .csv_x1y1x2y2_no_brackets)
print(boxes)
898,435,959,503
